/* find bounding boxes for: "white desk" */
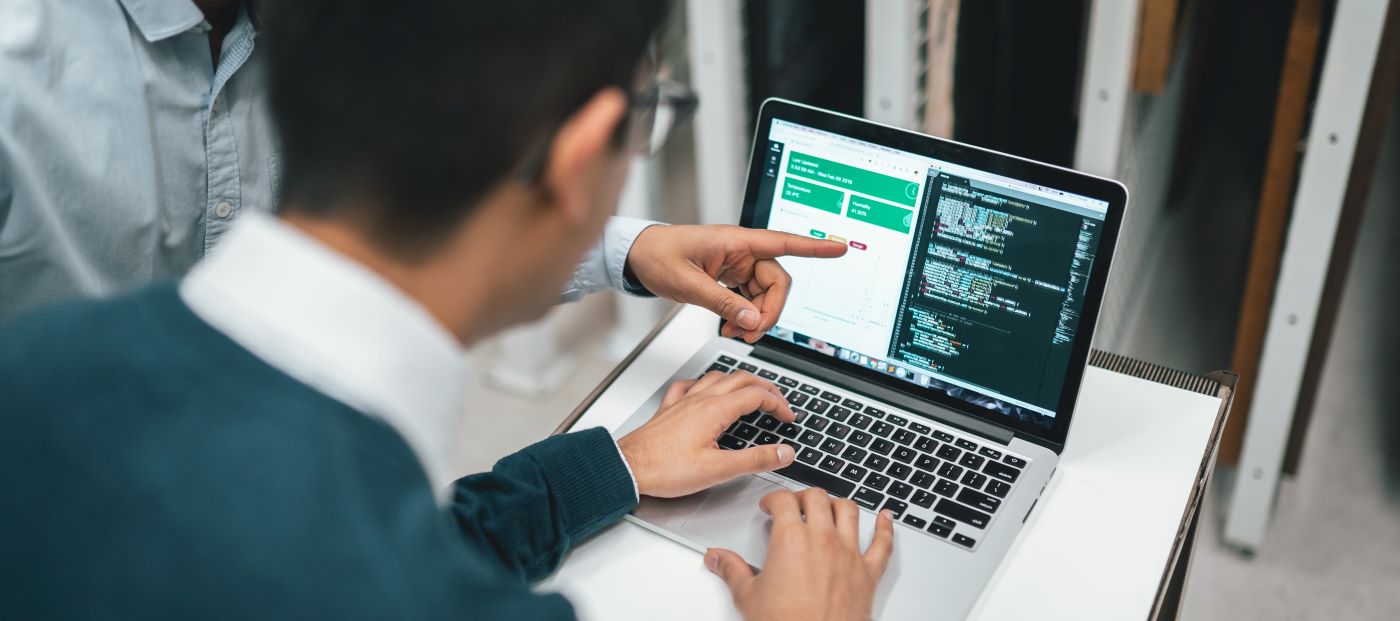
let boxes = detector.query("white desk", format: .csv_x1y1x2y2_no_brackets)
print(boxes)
539,305,1232,620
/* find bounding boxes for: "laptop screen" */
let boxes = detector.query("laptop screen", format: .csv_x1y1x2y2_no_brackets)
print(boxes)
749,117,1111,429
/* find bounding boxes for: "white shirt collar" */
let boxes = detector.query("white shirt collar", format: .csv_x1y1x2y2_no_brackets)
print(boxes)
181,211,467,504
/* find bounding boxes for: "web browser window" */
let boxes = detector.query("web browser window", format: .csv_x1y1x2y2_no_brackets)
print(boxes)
752,119,1110,428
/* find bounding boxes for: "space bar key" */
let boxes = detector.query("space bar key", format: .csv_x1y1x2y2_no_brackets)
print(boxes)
773,462,857,498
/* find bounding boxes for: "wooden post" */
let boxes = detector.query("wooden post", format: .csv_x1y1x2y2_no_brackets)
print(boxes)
1219,0,1324,465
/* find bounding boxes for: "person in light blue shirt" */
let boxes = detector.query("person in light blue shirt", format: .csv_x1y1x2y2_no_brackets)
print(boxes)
0,0,829,338
0,0,275,322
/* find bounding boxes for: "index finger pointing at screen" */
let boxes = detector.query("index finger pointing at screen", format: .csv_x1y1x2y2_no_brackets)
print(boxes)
741,229,848,260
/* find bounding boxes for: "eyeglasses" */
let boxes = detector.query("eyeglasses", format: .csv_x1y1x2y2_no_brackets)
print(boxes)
514,78,699,182
624,79,699,157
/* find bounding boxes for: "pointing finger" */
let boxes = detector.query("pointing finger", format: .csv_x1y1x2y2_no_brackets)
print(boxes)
740,229,849,260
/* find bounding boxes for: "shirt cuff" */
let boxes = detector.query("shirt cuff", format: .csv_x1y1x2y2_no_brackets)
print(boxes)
612,438,641,501
604,218,660,294
559,216,659,302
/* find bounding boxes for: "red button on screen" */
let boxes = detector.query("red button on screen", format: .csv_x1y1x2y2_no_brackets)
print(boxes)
849,241,867,250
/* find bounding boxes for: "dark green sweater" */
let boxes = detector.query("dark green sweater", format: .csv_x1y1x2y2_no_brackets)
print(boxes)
0,285,638,619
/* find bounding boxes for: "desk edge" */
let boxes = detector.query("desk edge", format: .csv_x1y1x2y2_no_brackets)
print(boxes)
1150,369,1237,620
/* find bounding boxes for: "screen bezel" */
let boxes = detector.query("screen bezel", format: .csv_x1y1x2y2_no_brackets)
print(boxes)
736,98,1127,451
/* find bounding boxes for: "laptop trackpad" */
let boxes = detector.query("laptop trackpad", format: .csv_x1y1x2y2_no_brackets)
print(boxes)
637,475,784,567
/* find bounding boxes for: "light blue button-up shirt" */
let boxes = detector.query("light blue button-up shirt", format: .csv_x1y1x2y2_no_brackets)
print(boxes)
0,0,654,324
0,0,277,323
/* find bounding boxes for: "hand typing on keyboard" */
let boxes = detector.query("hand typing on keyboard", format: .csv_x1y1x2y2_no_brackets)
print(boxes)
705,488,894,621
618,371,798,497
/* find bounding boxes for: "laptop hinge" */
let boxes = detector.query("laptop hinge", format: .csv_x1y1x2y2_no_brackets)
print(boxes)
750,343,1015,445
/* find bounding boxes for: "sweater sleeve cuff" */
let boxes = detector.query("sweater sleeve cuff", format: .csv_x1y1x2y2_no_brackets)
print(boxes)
612,438,640,501
528,427,638,539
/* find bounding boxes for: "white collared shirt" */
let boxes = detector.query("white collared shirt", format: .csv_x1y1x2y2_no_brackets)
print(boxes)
181,211,647,504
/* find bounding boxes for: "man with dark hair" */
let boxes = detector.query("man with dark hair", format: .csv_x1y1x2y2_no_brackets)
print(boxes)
0,1,894,619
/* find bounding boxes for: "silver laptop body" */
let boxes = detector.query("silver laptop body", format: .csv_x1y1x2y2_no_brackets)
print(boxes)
613,99,1127,620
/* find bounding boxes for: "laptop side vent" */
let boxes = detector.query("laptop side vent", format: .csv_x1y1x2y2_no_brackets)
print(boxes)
1087,349,1221,396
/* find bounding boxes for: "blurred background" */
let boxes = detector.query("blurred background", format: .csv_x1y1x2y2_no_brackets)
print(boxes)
462,1,1400,617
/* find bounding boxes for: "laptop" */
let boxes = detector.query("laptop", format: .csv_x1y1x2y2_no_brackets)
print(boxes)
612,99,1126,619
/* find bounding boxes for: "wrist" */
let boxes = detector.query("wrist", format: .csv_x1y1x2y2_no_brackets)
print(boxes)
611,438,641,501
616,436,653,497
621,259,654,297
621,224,664,295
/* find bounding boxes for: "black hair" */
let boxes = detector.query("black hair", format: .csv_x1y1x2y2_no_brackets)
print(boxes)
261,1,672,256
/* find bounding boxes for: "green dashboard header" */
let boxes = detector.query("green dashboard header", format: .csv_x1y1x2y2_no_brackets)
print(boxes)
787,151,920,208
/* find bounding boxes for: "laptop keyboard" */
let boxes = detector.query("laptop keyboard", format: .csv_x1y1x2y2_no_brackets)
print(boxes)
705,354,1031,552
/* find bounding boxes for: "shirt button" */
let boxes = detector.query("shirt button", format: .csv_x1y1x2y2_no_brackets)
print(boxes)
214,201,234,219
